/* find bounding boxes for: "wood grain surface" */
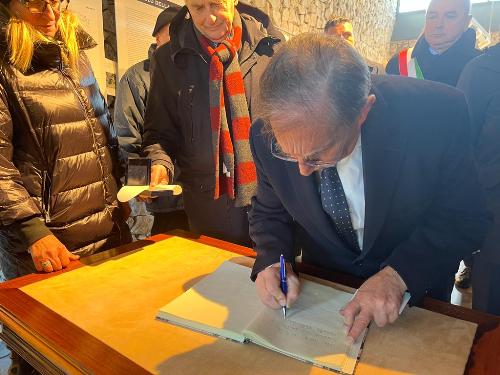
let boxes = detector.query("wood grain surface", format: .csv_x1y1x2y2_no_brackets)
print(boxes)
0,230,498,374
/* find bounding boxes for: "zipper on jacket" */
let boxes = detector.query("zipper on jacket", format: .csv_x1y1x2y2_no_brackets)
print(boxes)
189,87,195,143
42,170,52,223
60,66,110,201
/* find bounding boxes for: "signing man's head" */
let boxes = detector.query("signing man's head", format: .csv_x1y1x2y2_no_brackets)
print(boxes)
259,33,375,176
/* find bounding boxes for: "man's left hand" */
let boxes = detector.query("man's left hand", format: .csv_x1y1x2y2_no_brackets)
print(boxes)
340,266,407,344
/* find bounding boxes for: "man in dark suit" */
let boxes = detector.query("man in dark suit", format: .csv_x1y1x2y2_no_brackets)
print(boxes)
458,43,500,315
249,33,489,343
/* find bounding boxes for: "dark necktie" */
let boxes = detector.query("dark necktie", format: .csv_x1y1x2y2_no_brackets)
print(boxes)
320,167,360,252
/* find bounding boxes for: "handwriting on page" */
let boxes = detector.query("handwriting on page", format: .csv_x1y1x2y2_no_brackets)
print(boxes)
277,318,342,347
244,281,355,361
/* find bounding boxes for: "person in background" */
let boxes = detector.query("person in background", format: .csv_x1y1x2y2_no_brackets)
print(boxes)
249,33,489,343
142,0,280,246
114,5,188,238
386,0,480,289
458,43,500,315
0,0,131,372
324,16,354,46
324,15,382,74
386,0,480,87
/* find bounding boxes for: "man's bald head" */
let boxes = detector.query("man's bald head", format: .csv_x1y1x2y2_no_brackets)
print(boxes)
429,0,471,14
424,0,472,54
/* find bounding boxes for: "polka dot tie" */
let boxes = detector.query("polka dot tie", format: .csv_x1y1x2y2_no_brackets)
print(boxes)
320,167,360,252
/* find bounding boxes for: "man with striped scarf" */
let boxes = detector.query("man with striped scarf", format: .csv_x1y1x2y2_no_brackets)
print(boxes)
142,0,280,245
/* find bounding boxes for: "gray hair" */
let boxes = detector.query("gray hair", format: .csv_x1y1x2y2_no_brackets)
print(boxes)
259,33,371,135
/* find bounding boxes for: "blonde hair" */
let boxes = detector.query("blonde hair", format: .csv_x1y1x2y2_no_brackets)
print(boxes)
5,10,80,75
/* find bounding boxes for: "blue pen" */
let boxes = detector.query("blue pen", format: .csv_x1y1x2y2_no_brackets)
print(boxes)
280,254,287,319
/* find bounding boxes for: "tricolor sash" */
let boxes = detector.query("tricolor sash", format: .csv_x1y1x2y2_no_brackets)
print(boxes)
398,47,424,79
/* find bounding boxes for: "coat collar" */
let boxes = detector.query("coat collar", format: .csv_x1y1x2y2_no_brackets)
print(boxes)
413,28,479,59
168,6,279,67
361,83,407,253
29,27,96,72
0,15,96,72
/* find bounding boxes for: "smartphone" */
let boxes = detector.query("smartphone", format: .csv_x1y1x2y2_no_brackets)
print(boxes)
126,157,151,186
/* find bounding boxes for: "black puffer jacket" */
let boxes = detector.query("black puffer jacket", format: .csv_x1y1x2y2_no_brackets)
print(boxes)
0,27,130,256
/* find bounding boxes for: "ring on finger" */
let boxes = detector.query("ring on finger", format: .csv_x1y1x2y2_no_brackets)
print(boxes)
40,259,52,269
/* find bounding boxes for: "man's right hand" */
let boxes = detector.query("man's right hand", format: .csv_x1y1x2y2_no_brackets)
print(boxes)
150,164,169,187
137,164,170,203
29,235,80,273
255,263,300,309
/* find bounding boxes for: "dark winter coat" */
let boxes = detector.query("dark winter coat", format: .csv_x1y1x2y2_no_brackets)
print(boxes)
143,8,280,194
0,28,130,260
458,44,500,314
386,28,481,87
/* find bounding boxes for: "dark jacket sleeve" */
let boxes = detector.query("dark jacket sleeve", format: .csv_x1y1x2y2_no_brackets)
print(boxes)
384,95,491,303
248,120,294,280
385,53,400,75
114,65,147,158
473,92,500,310
457,62,484,145
458,52,500,313
142,49,180,179
458,58,500,222
470,100,500,208
0,83,51,246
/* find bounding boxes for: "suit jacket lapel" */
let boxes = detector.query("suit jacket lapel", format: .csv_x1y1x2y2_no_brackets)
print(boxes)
285,162,351,252
362,88,408,254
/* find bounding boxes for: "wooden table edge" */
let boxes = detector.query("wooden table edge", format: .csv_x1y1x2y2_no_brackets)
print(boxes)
0,230,498,374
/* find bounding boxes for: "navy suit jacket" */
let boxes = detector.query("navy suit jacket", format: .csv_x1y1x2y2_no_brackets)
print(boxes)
249,75,490,304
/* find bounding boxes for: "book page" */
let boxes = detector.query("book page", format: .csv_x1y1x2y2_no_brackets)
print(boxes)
157,261,263,342
242,280,362,374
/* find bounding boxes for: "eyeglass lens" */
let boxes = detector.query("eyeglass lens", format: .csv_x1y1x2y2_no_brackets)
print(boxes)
26,0,68,14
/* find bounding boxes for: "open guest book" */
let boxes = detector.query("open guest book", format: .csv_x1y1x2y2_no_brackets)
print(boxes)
156,261,365,374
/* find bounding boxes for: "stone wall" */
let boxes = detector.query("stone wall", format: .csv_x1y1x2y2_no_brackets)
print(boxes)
245,0,398,64
389,38,417,60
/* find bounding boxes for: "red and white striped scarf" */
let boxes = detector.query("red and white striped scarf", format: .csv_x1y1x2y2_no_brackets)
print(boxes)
197,13,256,207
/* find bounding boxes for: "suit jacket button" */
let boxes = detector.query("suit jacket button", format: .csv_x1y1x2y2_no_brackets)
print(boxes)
356,261,363,267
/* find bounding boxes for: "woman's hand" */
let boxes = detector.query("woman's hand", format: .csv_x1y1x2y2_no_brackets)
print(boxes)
29,235,80,273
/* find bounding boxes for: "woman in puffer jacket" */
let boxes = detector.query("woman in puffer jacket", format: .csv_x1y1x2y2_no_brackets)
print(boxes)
0,0,131,280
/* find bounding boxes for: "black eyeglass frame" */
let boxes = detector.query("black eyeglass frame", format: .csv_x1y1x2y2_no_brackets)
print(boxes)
269,136,339,169
18,0,70,14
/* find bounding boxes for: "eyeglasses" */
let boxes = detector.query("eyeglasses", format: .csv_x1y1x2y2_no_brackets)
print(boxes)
270,137,339,168
19,0,70,14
